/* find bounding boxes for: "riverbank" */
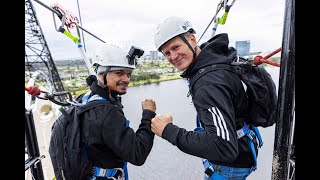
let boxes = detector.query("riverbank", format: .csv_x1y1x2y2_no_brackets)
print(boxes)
129,74,181,87
74,74,182,96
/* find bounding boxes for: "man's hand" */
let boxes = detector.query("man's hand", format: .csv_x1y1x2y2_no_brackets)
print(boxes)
151,114,173,137
141,99,156,112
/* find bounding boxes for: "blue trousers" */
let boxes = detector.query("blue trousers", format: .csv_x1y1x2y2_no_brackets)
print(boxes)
203,163,254,180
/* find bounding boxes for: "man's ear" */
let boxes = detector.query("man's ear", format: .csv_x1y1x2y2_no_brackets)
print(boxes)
189,34,197,47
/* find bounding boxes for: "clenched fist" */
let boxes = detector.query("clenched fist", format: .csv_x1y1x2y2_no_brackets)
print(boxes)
141,99,156,112
151,114,173,137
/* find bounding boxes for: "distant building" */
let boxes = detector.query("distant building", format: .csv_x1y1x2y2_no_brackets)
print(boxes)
150,51,159,60
144,55,150,60
159,53,165,60
235,40,250,57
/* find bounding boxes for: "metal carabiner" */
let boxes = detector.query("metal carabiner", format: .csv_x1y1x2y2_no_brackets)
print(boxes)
113,168,125,180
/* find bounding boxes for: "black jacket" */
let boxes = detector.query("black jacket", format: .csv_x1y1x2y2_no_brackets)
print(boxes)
162,33,257,168
80,82,156,171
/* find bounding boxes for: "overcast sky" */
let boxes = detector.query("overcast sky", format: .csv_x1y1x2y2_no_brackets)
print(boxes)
30,0,286,60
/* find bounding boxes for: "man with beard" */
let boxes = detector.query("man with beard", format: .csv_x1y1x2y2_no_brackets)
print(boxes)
79,43,157,180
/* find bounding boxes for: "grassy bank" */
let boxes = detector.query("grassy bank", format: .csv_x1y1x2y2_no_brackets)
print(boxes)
74,74,182,96
129,74,181,86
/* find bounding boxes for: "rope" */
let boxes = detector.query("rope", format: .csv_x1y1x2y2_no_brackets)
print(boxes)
253,48,281,67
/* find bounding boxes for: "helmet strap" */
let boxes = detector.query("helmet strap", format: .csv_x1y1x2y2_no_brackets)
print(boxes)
102,67,110,87
179,34,197,59
97,67,110,90
102,67,117,102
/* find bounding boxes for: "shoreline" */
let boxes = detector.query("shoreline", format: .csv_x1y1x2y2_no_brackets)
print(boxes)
129,75,182,87
74,75,182,96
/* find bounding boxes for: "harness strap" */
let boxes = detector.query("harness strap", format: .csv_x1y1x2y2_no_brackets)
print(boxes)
82,93,108,105
203,159,214,177
251,126,263,148
91,166,125,180
81,91,91,103
236,122,263,168
194,114,205,132
202,160,256,178
195,114,263,174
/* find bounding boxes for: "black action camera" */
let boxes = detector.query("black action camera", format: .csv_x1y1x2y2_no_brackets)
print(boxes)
127,46,144,65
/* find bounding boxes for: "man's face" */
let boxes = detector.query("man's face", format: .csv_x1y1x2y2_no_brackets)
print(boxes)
161,35,196,71
100,70,132,95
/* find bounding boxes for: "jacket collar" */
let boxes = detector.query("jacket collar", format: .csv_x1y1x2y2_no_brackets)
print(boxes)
181,33,236,79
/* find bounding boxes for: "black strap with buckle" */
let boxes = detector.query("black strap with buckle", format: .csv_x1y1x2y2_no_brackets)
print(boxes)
204,165,214,177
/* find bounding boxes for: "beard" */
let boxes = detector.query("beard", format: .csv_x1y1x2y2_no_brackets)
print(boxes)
117,91,127,95
110,89,126,96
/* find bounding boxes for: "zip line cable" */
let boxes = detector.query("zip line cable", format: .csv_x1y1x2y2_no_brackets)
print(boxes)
76,0,86,52
197,0,237,44
197,0,224,44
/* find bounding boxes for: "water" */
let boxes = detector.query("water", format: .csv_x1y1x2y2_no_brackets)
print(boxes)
121,66,280,180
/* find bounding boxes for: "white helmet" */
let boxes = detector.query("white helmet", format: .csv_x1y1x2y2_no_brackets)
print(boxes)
91,43,135,74
154,16,196,51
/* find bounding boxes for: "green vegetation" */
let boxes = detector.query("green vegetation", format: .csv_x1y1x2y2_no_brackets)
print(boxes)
129,73,181,86
26,60,182,97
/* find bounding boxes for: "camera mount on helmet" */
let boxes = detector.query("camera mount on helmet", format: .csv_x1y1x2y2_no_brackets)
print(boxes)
126,46,144,65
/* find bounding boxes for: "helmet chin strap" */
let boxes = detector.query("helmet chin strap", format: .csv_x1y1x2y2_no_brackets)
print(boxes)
99,67,116,102
102,68,109,88
179,34,197,60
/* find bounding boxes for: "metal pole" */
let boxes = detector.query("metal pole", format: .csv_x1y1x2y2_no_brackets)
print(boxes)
25,109,45,180
271,0,295,179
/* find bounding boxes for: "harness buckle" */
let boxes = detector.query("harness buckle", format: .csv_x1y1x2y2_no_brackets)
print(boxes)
246,130,256,141
204,165,214,177
113,168,125,180
91,167,125,180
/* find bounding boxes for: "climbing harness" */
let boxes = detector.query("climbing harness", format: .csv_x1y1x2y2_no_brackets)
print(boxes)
194,115,263,176
198,0,237,43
